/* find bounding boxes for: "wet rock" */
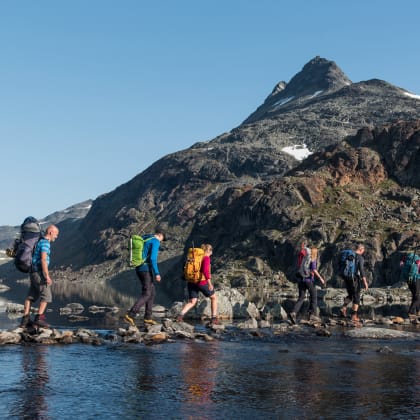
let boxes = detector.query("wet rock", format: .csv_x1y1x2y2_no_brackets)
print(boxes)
209,323,225,333
89,305,119,314
0,284,10,293
260,302,288,321
59,335,73,344
174,330,195,339
390,316,405,324
316,328,331,337
152,305,167,318
259,320,271,328
237,317,258,329
145,324,162,335
167,302,184,318
68,315,90,322
376,346,393,353
344,327,418,339
59,303,84,316
0,330,21,344
145,332,168,344
173,321,195,335
5,303,24,313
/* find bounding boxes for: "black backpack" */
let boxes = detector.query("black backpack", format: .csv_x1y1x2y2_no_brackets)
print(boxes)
7,217,43,273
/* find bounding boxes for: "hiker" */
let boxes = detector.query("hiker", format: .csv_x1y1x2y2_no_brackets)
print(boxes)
124,230,165,326
399,254,420,317
20,225,59,328
289,247,325,324
177,244,218,325
340,244,369,322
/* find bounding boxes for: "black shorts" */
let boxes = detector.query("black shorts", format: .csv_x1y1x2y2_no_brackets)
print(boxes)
187,282,215,299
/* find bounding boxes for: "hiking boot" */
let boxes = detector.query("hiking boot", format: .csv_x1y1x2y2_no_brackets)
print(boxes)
20,315,32,328
176,314,184,322
124,312,136,327
34,314,49,328
289,312,297,325
144,319,158,325
351,313,361,322
340,307,347,318
210,317,219,326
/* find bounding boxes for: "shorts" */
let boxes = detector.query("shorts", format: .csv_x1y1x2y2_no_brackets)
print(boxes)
27,271,52,303
187,282,215,300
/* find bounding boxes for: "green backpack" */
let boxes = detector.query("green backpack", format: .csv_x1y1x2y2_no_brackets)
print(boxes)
128,235,153,267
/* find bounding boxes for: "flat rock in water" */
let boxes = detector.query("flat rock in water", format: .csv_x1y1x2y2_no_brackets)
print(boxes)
344,327,419,339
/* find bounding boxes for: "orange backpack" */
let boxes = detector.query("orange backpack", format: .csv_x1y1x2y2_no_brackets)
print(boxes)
183,247,204,283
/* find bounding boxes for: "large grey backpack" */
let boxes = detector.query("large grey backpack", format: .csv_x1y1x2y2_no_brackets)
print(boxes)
9,217,42,273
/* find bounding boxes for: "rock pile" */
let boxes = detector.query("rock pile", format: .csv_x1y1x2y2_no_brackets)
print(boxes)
0,312,418,346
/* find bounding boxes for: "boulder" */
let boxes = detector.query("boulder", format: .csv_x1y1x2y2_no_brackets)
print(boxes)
344,327,419,339
0,331,21,345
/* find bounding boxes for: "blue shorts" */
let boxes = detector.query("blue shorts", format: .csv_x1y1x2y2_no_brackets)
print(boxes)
187,282,215,299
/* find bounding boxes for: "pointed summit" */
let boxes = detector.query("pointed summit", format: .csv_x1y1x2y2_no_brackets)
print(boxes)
284,56,351,97
244,56,351,124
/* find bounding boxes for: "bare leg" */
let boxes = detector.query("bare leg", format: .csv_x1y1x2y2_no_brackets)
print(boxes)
38,301,48,315
210,294,217,317
23,299,32,316
180,298,198,316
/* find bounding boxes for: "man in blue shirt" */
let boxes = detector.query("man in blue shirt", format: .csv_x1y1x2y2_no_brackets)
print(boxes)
20,225,59,328
125,230,165,326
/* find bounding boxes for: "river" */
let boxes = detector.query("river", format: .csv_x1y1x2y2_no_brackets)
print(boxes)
0,324,419,419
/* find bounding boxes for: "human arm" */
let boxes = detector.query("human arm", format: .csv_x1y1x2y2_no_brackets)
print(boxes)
41,252,52,285
313,269,325,286
201,256,213,290
149,238,161,280
357,255,368,290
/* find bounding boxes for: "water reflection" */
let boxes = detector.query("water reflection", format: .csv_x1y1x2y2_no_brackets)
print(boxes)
15,346,50,420
179,342,219,408
0,339,419,418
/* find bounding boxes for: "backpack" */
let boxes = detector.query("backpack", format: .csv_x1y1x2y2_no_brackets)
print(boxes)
339,249,356,278
128,235,153,267
297,246,312,278
400,253,420,284
183,247,205,283
6,216,42,273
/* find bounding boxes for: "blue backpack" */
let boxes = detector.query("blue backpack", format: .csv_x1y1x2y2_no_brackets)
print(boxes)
339,249,356,278
400,253,420,284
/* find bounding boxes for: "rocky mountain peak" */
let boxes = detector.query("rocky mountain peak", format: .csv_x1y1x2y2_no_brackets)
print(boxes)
285,56,351,96
244,56,352,124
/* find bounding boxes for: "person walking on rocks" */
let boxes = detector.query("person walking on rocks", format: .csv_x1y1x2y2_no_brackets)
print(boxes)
124,230,165,327
20,225,60,328
289,247,325,324
399,252,420,318
340,244,369,322
177,244,218,325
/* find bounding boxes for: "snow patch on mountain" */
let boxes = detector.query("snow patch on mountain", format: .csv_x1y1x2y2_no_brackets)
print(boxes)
282,144,312,161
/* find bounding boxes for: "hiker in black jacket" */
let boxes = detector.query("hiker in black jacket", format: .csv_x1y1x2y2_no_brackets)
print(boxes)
340,244,368,322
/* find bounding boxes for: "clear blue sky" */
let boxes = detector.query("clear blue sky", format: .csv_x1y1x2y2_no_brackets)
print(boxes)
1,0,419,226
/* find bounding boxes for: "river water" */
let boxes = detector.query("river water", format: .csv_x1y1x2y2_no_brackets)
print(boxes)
0,327,419,419
0,274,419,418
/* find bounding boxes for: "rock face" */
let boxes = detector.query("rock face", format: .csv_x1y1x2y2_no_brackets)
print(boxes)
1,57,420,306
